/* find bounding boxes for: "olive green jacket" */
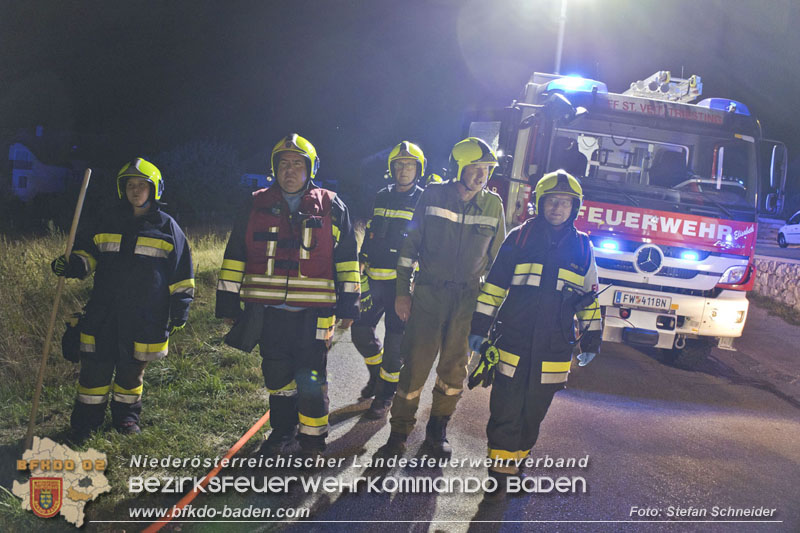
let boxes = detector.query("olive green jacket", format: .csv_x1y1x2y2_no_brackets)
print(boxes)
396,181,506,296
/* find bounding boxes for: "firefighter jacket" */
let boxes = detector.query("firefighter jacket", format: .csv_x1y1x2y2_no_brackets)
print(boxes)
68,204,195,361
396,181,505,296
470,216,602,385
216,183,360,326
360,183,423,281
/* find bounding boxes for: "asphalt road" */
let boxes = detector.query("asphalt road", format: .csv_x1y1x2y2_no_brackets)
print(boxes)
180,303,800,533
755,241,800,261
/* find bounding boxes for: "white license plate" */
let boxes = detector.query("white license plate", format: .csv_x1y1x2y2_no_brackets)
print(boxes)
613,290,672,311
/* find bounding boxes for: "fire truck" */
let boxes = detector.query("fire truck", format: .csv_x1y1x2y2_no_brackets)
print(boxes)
467,71,787,367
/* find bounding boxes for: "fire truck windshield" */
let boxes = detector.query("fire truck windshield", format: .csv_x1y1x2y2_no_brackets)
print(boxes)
546,123,758,217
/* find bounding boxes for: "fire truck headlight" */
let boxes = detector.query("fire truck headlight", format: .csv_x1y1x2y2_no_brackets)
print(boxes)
718,265,747,285
600,239,619,251
680,251,700,261
709,308,746,324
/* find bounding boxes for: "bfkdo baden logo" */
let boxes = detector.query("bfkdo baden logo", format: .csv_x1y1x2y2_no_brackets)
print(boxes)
30,477,63,518
12,437,111,527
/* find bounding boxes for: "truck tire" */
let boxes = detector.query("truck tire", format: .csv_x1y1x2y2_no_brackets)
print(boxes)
661,338,712,369
778,233,788,248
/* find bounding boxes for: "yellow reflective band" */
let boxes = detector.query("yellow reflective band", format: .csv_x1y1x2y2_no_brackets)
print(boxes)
498,349,520,367
542,361,571,373
268,380,298,395
558,268,584,286
514,263,543,275
317,315,336,329
79,333,95,345
332,224,341,243
113,383,143,395
133,340,169,361
94,233,122,244
366,267,396,280
244,275,335,289
240,288,337,303
482,283,508,298
577,308,601,320
73,250,97,272
219,269,244,282
169,278,195,294
336,261,359,273
337,271,361,283
136,236,174,253
298,413,329,427
217,280,241,293
475,302,499,317
222,259,246,272
365,351,383,365
380,368,400,382
373,207,386,217
487,448,530,461
383,209,414,221
397,257,414,268
477,291,504,308
78,384,112,395
396,386,423,401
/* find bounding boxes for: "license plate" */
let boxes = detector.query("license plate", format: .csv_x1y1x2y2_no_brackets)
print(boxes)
613,290,672,311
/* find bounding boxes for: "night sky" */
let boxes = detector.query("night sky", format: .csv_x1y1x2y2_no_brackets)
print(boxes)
2,0,798,184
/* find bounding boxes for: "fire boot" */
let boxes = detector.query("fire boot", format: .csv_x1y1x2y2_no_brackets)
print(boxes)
364,380,396,419
360,364,381,399
484,470,511,501
111,398,143,435
424,415,452,457
69,401,106,444
373,431,407,460
256,394,298,456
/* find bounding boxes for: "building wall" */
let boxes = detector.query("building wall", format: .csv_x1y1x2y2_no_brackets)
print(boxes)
9,143,70,202
753,256,800,312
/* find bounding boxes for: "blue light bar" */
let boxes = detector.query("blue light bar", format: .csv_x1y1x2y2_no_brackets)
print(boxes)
680,251,700,261
696,98,751,116
600,239,619,251
546,76,608,95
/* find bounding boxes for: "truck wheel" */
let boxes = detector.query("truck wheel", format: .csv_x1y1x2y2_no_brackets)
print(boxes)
778,233,788,248
661,338,712,369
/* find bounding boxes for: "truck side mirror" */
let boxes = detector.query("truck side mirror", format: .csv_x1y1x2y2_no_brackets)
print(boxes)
765,192,779,214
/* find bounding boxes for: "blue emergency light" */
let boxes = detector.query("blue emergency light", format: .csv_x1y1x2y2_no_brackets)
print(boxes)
599,239,619,251
696,98,751,116
546,76,609,95
680,251,700,261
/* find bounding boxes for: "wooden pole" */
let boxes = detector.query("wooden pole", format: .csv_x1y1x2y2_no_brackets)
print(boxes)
24,168,92,450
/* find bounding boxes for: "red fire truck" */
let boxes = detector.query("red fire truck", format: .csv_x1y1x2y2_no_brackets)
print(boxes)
468,71,787,366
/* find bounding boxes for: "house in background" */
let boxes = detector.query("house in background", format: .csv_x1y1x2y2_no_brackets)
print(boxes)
7,126,84,202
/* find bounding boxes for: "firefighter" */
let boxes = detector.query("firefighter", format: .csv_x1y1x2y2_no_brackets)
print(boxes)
216,134,359,458
467,170,602,498
377,137,506,458
51,158,194,441
352,141,425,418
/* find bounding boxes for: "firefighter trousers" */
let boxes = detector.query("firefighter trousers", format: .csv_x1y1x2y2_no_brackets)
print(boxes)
260,307,330,451
351,278,406,386
72,314,149,432
486,352,562,473
390,281,479,435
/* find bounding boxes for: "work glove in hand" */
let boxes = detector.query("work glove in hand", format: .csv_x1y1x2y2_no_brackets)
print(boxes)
468,343,500,389
51,255,68,276
468,334,486,354
359,272,373,313
576,352,596,366
169,321,186,336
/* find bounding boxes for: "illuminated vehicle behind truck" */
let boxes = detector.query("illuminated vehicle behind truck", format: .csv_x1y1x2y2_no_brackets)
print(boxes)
468,71,787,367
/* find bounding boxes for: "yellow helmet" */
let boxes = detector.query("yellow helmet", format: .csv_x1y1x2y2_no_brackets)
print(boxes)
388,141,426,181
425,172,443,187
534,170,583,215
450,137,498,182
117,158,163,200
271,133,319,180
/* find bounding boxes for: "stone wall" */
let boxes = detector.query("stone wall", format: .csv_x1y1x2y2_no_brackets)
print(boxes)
753,256,800,312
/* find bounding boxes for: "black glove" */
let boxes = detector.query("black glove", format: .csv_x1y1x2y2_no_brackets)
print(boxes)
51,254,85,278
51,255,68,276
468,342,500,389
359,272,373,313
